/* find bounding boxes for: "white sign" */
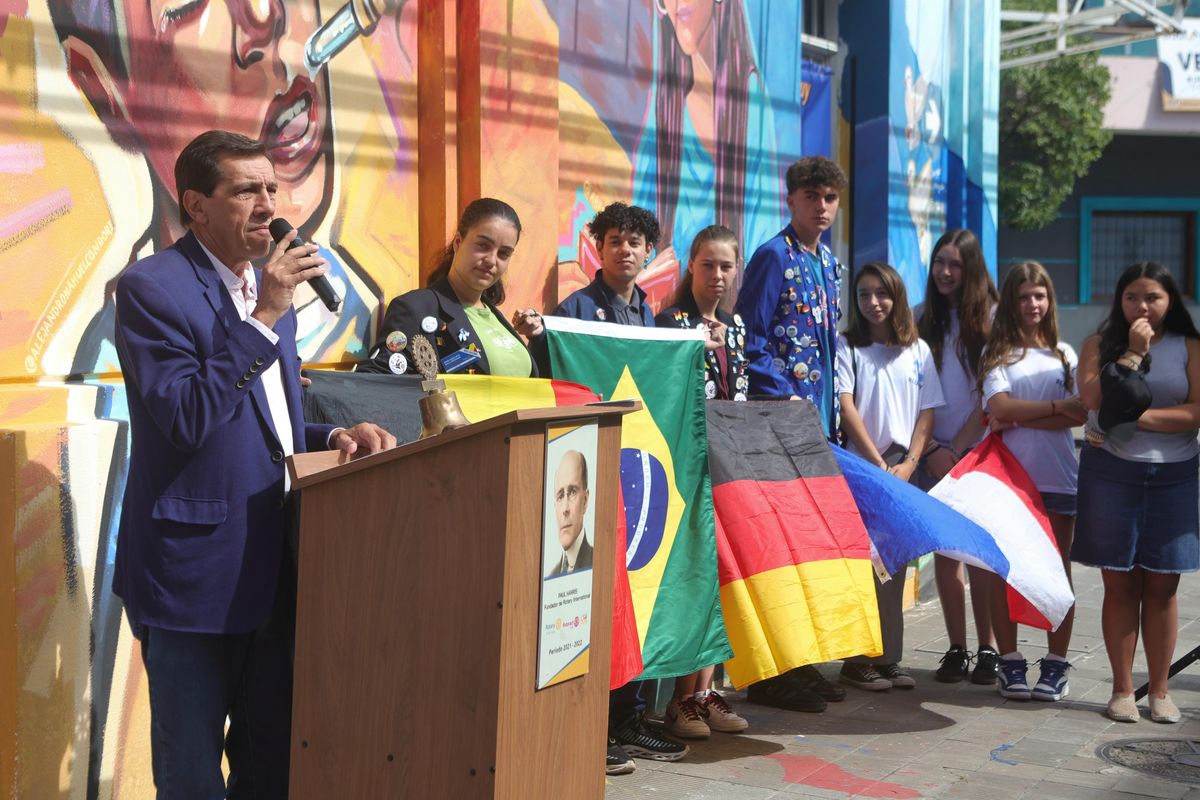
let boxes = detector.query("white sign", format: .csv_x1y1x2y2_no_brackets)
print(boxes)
535,420,599,690
1159,19,1200,111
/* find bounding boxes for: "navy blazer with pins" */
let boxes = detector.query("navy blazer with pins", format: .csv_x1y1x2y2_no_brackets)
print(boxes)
359,276,537,377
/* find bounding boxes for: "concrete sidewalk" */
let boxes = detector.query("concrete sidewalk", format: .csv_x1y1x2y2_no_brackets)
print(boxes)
606,565,1200,799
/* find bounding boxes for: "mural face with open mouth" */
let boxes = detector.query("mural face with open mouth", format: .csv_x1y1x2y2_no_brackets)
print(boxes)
123,1,332,231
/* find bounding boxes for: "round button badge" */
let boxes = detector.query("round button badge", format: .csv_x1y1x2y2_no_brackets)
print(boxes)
388,352,409,375
385,331,407,352
420,316,438,333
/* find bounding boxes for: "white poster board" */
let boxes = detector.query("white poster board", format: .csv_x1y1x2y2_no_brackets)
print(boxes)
535,420,598,689
1159,19,1200,111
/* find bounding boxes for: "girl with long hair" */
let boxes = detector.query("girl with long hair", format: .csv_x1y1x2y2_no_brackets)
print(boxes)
1073,262,1200,724
360,198,536,377
654,225,750,738
917,229,1001,685
836,262,945,691
978,262,1087,702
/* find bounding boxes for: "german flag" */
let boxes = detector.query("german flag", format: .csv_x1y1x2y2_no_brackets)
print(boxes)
706,400,882,687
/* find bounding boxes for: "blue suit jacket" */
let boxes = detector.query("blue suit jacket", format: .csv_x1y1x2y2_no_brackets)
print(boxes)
113,231,335,634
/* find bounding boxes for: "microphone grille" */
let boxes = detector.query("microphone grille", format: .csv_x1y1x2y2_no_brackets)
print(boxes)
268,219,294,242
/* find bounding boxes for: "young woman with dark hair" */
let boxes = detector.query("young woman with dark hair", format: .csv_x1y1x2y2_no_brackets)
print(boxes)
979,262,1087,703
360,198,535,377
836,261,945,692
1073,262,1200,724
917,229,1001,685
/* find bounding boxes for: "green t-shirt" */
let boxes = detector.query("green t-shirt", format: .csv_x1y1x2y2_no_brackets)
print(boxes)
464,306,532,377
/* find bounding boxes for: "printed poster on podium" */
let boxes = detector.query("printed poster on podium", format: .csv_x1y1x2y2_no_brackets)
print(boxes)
537,419,599,689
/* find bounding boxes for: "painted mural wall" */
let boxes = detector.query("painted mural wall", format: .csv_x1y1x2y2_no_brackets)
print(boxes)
1,1,994,797
2,2,423,795
842,0,999,301
553,0,807,309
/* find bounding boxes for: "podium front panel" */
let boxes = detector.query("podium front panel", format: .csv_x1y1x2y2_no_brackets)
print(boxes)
289,414,621,799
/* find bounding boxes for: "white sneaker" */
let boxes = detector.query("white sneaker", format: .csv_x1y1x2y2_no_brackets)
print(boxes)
700,690,748,733
665,697,710,739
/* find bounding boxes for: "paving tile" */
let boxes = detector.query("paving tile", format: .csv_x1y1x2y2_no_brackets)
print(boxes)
608,564,1200,799
1054,756,1122,783
1110,776,1194,799
1034,780,1163,800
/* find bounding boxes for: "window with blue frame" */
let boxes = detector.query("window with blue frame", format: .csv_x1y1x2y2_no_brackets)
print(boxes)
1080,197,1200,304
1090,211,1195,301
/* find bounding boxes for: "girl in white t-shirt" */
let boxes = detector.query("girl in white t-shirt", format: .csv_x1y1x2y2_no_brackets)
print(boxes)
836,261,945,691
917,229,1001,686
979,261,1088,703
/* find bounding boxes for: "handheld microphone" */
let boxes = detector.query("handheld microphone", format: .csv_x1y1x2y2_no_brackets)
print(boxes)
268,219,342,313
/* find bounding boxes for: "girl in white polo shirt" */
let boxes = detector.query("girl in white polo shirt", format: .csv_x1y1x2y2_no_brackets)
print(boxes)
917,228,1001,686
979,261,1087,702
837,261,944,691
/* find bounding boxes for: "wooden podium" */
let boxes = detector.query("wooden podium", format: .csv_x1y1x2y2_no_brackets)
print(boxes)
285,404,636,799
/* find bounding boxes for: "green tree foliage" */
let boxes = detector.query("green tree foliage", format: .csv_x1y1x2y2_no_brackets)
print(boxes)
999,0,1115,231
1000,52,1113,231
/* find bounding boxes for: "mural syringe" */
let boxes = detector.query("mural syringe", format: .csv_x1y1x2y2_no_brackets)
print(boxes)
305,0,402,74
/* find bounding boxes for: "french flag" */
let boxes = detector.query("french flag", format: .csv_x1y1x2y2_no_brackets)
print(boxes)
832,436,1074,632
929,435,1074,630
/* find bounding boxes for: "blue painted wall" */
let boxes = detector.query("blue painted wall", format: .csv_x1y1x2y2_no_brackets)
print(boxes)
841,0,999,301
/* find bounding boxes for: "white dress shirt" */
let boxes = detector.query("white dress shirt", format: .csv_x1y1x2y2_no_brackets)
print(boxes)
196,240,296,490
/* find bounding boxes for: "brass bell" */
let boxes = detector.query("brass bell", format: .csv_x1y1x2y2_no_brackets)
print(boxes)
418,379,471,438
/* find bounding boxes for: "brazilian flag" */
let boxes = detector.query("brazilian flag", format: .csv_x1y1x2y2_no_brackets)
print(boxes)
543,317,733,678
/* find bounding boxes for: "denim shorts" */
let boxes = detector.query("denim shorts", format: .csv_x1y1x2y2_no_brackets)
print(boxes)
1040,492,1077,517
1071,445,1200,573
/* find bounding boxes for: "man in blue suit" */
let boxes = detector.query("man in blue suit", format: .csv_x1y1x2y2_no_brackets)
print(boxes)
114,130,395,798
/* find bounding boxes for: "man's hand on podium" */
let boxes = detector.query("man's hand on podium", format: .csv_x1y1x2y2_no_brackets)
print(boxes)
331,422,398,456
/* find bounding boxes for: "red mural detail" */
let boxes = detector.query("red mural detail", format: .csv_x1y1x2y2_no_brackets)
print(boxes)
0,0,28,37
766,754,921,798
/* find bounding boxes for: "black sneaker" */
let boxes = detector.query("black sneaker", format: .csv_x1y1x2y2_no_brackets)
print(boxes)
838,662,892,691
972,646,1000,685
935,645,970,683
876,662,916,689
606,738,636,775
610,717,688,762
786,665,847,702
746,674,827,712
